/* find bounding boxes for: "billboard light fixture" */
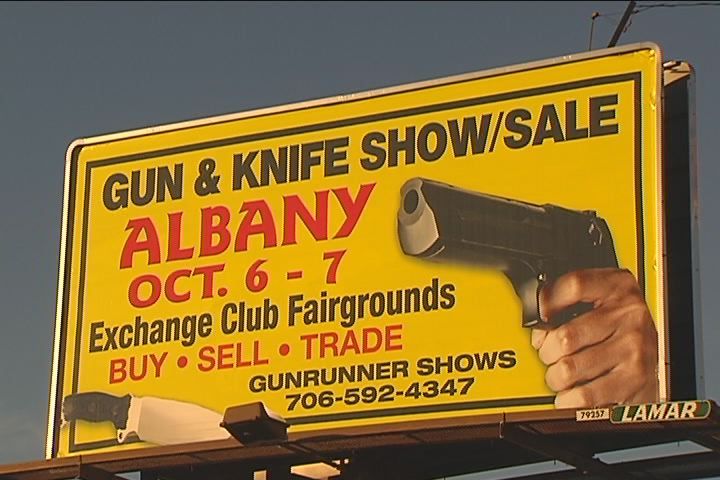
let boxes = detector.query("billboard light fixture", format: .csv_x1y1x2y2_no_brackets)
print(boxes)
222,402,288,445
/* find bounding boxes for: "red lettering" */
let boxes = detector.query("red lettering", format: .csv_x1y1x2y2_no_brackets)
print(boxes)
386,324,403,351
198,346,215,372
109,358,127,384
235,342,252,367
362,327,382,353
300,333,318,360
300,325,403,359
193,263,224,298
120,218,161,268
333,183,375,238
218,344,233,369
149,352,167,378
200,206,231,257
119,185,374,270
234,200,277,251
110,354,167,383
320,331,339,358
165,269,191,302
197,343,269,370
282,191,329,244
128,264,224,308
340,330,360,355
252,340,269,366
129,356,148,381
128,274,161,308
167,212,194,261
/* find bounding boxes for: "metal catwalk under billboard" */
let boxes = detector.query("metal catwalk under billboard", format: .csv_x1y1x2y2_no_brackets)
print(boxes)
48,43,665,457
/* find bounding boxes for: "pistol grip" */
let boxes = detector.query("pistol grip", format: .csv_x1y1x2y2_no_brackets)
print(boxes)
507,267,598,329
511,268,595,329
509,272,544,329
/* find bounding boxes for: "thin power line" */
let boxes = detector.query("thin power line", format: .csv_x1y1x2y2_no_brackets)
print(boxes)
636,1,720,11
588,1,720,50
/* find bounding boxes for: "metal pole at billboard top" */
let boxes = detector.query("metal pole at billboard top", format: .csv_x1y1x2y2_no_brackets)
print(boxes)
608,1,637,47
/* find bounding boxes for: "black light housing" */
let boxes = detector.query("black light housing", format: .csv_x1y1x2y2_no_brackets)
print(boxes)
221,402,288,445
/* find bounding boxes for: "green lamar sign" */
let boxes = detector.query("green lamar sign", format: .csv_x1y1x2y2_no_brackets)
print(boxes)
611,401,711,424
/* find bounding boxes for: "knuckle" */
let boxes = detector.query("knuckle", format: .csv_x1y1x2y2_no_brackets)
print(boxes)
619,301,653,332
545,367,557,391
615,268,640,290
562,271,584,299
545,361,563,392
626,347,644,373
556,325,579,356
621,332,655,376
624,330,645,350
556,357,575,390
624,305,647,329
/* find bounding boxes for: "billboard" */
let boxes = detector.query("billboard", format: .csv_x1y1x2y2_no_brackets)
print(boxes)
48,43,665,457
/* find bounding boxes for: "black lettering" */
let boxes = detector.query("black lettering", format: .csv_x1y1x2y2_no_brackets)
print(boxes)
199,313,212,338
149,319,164,344
325,137,349,177
448,115,491,156
130,169,155,206
156,164,183,202
565,100,589,140
474,351,498,369
133,315,148,347
181,315,197,347
416,357,433,376
435,355,453,373
533,104,565,145
504,109,532,149
232,151,259,190
249,375,265,393
221,302,237,334
369,292,385,317
440,282,456,309
301,141,323,180
104,326,118,351
499,349,517,368
454,354,474,372
260,147,287,186
590,94,619,137
289,144,300,182
89,321,104,353
417,122,447,161
103,173,128,210
393,361,409,378
376,362,391,379
360,132,386,170
263,298,279,329
118,324,133,349
388,126,415,166
422,278,439,310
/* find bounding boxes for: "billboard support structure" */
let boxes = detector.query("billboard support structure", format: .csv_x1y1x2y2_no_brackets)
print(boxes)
5,403,720,479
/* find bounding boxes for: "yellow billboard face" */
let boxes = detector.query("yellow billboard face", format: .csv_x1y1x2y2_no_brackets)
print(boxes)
48,44,664,457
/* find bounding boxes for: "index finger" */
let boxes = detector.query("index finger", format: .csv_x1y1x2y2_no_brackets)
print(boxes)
539,268,636,322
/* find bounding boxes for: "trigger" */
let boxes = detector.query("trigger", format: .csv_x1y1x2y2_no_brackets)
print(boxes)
550,302,595,326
